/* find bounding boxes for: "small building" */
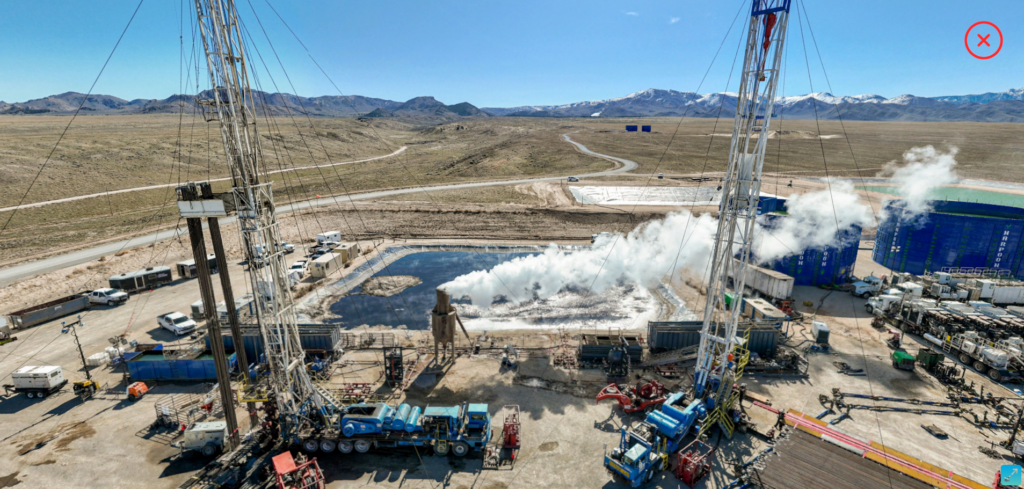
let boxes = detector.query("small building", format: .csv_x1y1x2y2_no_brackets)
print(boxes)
109,266,173,292
336,242,360,264
310,253,344,279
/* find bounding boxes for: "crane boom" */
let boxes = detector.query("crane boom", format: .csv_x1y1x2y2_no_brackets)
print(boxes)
694,0,790,416
193,0,326,434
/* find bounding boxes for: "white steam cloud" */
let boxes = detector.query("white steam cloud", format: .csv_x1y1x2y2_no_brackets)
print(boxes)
877,145,959,221
442,212,719,309
443,183,875,308
754,180,874,263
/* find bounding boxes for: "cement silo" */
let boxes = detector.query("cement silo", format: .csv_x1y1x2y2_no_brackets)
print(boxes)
873,201,1024,279
758,214,862,286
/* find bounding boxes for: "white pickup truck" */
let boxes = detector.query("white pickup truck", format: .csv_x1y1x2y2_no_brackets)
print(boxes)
88,288,129,306
851,276,883,298
157,312,197,336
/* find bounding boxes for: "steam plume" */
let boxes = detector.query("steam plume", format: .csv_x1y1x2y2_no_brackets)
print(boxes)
443,184,874,308
754,180,874,263
877,145,959,221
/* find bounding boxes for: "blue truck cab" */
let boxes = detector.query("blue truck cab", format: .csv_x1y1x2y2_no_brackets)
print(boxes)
604,392,707,487
605,424,666,487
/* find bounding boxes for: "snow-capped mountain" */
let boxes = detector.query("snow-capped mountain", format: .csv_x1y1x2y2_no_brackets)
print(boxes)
481,88,1024,122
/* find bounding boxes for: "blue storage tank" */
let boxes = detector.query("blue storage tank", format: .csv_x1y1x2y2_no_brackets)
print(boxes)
873,200,1024,279
759,213,861,286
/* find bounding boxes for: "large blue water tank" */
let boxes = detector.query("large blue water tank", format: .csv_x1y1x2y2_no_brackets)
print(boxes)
759,213,862,286
872,200,1024,279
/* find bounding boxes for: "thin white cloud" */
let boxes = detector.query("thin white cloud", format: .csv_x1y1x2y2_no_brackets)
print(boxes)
625,11,639,16
670,17,680,24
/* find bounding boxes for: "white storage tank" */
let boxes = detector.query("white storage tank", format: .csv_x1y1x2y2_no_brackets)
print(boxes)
12,366,65,390
982,348,1009,368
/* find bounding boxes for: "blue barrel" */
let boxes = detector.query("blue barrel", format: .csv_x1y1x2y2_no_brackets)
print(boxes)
646,411,681,437
404,406,422,433
390,404,410,431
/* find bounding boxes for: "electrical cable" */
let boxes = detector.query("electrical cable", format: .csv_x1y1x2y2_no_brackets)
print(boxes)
793,4,895,488
0,0,146,241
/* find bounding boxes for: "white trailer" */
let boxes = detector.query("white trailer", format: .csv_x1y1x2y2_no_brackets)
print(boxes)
316,231,342,244
993,286,1024,305
3,366,67,399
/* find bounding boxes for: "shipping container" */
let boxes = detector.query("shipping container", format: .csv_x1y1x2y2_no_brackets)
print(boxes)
646,321,779,357
175,254,219,279
5,294,91,329
625,125,638,132
109,266,173,292
759,214,861,286
641,125,651,133
873,201,1024,280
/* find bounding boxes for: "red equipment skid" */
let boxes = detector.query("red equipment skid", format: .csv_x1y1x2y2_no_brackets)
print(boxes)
596,379,667,414
674,438,715,487
272,451,325,489
502,405,521,449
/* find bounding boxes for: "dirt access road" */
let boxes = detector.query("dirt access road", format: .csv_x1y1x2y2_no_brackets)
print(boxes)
0,132,635,286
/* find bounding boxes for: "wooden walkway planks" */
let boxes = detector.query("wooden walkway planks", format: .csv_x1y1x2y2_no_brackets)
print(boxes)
757,430,935,489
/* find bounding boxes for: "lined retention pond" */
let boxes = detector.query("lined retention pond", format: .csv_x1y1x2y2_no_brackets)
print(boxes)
328,251,534,329
856,186,1024,208
321,248,684,331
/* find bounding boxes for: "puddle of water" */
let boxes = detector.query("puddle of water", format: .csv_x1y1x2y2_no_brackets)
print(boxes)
328,251,535,329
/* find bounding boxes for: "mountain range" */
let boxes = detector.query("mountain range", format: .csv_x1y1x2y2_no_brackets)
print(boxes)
3,87,1024,122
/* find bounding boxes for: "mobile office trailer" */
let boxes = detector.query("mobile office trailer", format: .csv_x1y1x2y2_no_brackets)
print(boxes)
175,254,219,279
109,266,173,292
336,243,359,264
5,294,91,329
311,253,344,280
316,231,341,244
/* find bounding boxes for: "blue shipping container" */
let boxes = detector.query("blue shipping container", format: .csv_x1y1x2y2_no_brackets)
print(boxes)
873,200,1024,279
760,213,861,286
207,326,342,366
641,125,651,132
625,125,638,132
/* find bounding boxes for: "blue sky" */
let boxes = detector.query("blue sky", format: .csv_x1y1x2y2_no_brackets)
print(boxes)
0,0,1019,107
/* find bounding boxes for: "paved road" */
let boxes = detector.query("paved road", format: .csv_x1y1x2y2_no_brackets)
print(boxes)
0,132,635,286
0,146,408,214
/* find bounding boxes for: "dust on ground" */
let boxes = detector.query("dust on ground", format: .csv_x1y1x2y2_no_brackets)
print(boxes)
359,275,422,297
